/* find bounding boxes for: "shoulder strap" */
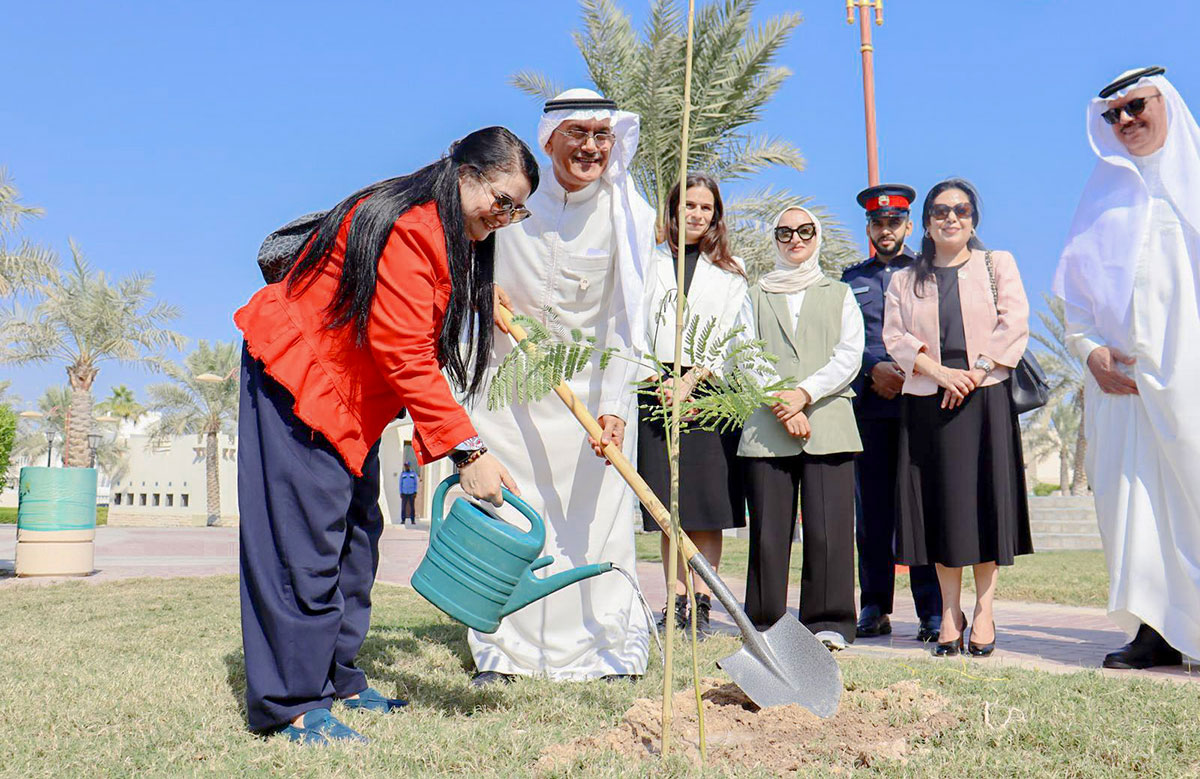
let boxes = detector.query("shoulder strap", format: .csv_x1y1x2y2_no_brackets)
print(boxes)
983,250,998,304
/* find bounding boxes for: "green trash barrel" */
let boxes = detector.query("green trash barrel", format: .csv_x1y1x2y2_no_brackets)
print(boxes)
15,466,98,576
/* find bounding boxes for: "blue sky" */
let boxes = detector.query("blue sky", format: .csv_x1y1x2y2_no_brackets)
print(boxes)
2,0,1195,406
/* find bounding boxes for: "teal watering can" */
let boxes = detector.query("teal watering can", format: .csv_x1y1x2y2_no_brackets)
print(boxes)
411,475,613,633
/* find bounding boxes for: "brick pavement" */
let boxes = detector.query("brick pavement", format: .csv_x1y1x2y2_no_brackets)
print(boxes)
2,524,1194,682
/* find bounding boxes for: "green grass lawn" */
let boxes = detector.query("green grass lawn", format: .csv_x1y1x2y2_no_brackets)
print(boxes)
0,505,108,526
636,533,1110,608
2,576,1194,777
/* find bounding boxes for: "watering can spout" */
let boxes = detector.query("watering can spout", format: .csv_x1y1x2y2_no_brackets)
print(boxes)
501,556,613,617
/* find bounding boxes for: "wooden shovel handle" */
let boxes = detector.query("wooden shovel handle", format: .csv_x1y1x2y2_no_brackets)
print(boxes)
497,304,701,561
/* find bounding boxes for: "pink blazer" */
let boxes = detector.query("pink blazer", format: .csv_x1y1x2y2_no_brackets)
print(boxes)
882,249,1029,397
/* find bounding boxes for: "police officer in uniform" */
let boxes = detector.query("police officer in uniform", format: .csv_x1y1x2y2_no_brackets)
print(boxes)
842,184,942,642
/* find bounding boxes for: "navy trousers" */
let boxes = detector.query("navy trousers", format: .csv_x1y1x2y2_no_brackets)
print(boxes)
238,345,384,731
855,417,941,620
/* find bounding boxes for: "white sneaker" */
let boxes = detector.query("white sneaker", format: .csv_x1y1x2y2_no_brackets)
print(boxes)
814,630,848,651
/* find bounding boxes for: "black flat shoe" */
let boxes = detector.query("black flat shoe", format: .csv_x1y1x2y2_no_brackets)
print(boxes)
968,621,996,657
916,615,942,643
655,594,689,635
1103,624,1182,669
692,593,715,639
470,671,516,688
856,605,892,638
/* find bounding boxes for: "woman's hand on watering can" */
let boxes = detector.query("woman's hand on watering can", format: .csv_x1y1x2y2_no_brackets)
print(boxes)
459,452,520,507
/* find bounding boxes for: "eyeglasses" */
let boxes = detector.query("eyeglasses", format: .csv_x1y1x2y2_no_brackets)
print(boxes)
774,224,817,243
476,173,531,224
929,203,974,222
554,128,617,149
1100,94,1162,125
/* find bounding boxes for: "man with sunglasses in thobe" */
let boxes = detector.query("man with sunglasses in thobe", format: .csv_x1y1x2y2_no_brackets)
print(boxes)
1055,66,1200,670
841,185,942,644
467,89,658,685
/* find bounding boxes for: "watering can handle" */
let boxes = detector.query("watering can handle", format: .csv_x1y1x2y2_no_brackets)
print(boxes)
429,474,545,546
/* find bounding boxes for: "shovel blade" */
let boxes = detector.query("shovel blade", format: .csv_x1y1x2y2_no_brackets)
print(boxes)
717,614,843,717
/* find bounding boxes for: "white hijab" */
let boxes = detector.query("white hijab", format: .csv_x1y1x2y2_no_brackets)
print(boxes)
1052,73,1200,349
758,205,826,294
536,88,657,353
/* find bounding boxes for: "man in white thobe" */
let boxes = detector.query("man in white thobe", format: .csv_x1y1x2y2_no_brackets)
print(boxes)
466,89,657,683
1054,66,1200,669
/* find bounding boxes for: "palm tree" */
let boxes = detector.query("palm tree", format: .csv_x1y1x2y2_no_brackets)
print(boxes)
511,0,860,279
0,242,185,467
1023,398,1080,494
13,385,127,478
145,340,240,526
1029,294,1088,494
96,385,146,426
0,168,57,300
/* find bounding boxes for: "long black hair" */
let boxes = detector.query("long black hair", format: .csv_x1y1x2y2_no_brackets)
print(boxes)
913,177,986,297
287,126,539,399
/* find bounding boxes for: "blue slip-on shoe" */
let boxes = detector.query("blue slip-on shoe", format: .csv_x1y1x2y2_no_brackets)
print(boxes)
340,687,409,713
278,707,368,744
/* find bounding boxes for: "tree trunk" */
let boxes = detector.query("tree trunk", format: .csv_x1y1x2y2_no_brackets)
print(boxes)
1071,394,1089,495
205,430,220,526
65,364,98,468
1059,443,1071,495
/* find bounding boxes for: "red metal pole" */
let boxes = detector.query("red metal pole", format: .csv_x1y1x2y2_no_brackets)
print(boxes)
857,2,881,187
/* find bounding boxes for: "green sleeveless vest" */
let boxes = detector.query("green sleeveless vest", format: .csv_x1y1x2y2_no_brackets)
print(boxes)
738,277,863,458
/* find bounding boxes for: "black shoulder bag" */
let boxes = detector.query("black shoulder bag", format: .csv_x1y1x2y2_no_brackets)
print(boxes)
256,211,328,284
983,250,1050,415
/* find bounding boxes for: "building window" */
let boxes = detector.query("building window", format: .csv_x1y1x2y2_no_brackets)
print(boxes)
181,494,190,508
166,494,174,507
127,493,134,505
139,494,147,506
113,493,122,506
152,494,160,507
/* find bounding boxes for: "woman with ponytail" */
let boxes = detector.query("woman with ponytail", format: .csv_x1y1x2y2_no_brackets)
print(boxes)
233,126,538,743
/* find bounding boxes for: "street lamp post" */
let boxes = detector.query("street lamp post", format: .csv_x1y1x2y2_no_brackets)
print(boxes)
45,431,55,467
87,433,101,468
847,0,884,188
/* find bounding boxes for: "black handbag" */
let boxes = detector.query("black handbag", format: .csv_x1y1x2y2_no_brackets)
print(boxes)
256,211,327,284
983,251,1050,415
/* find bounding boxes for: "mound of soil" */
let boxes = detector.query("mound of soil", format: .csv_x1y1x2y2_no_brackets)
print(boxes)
537,678,961,774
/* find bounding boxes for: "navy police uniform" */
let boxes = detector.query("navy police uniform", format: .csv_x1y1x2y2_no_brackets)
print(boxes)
842,185,941,639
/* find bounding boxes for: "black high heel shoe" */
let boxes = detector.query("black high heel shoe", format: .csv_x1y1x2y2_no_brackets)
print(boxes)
933,614,968,657
968,620,996,657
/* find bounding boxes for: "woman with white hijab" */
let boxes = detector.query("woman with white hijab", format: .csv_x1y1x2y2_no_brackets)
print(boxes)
1054,66,1200,669
737,205,864,650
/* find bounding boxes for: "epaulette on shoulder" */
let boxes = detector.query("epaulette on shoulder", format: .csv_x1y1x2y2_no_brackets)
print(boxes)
842,257,872,275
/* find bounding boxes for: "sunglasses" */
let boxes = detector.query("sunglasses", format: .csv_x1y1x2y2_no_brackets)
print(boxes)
929,203,974,222
1100,94,1162,125
554,128,617,149
476,173,531,224
774,223,817,243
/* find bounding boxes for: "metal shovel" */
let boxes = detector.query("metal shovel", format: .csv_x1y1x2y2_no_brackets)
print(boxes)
497,306,842,717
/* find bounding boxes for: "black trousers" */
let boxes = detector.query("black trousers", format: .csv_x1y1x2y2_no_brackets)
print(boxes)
237,346,384,731
743,453,856,640
855,417,941,620
400,493,416,523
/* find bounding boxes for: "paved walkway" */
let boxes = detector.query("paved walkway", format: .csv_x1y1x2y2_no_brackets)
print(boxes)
2,524,1195,683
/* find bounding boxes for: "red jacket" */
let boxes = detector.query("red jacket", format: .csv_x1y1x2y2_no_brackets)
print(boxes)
234,201,477,476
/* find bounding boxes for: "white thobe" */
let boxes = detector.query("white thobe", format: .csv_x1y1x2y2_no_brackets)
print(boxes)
466,173,651,679
1066,150,1200,660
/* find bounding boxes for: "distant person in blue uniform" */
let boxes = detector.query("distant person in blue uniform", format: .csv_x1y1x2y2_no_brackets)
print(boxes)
841,184,942,642
399,462,419,524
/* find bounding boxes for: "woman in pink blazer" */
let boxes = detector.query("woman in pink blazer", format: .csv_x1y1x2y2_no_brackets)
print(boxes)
882,178,1032,659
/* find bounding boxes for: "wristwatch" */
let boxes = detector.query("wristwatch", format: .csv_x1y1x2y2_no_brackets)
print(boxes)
973,356,995,374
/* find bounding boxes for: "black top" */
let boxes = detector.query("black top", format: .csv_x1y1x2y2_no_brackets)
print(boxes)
934,266,969,370
682,243,702,296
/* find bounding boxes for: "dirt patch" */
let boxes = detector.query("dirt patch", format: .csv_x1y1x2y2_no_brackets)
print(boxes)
537,678,962,774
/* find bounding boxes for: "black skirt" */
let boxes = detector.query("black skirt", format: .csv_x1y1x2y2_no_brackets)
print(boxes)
895,382,1032,567
636,381,746,533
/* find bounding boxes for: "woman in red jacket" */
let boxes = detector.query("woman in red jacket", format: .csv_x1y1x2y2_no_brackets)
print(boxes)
234,126,538,743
